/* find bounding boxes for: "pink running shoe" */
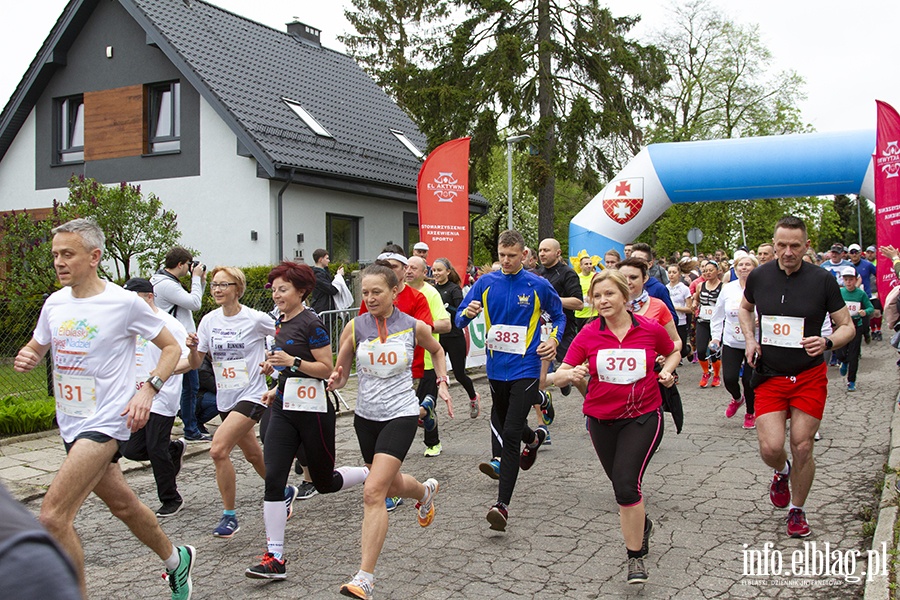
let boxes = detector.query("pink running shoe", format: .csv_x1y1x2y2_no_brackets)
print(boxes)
725,396,744,418
769,461,791,508
742,413,756,429
699,373,711,388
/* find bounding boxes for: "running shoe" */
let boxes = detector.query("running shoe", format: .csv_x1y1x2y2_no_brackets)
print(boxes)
786,508,811,538
164,545,195,600
520,427,547,471
213,514,239,538
385,496,403,512
296,481,318,500
478,458,500,480
724,396,744,418
470,393,481,419
711,375,721,387
416,478,439,527
627,556,648,584
284,485,299,520
183,432,212,442
539,390,555,425
847,381,857,392
864,331,871,344
420,395,437,432
171,438,187,478
814,431,821,441
340,574,374,599
245,552,286,580
486,502,508,531
559,384,572,396
157,499,184,518
641,518,652,556
839,362,848,376
742,413,756,430
423,443,442,457
537,425,551,446
829,355,839,367
769,460,791,509
699,373,711,388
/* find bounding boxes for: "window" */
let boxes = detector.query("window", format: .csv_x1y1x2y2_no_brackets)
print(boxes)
283,98,333,138
390,129,425,160
326,214,359,263
403,211,420,254
57,96,84,163
148,81,180,153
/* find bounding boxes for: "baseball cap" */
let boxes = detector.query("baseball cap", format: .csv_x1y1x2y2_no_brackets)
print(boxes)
866,245,876,253
830,243,844,254
413,242,429,251
376,252,408,265
123,278,154,293
848,243,861,253
840,266,857,278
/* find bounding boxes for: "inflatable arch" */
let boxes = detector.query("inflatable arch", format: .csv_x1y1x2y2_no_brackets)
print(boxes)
569,130,876,258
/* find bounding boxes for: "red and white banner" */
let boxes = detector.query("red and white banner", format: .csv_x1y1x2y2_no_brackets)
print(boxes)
874,101,900,300
417,138,470,274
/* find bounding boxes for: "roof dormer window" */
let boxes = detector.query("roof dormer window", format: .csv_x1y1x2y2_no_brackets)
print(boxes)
283,98,332,138
390,128,425,160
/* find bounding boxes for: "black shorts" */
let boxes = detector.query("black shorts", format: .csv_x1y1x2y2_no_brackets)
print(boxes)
63,431,124,463
353,415,418,464
219,400,267,424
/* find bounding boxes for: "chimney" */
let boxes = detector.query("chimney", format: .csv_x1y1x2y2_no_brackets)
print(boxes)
286,21,321,46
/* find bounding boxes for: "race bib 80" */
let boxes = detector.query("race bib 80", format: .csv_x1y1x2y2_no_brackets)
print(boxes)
760,315,804,349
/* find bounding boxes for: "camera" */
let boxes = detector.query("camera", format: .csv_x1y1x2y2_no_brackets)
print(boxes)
190,260,206,273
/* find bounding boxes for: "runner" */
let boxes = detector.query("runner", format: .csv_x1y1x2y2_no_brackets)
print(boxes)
120,278,191,518
693,260,723,387
835,265,874,392
245,262,369,580
554,269,679,584
574,254,599,330
328,264,452,599
456,230,564,531
431,257,481,418
709,252,758,428
13,218,194,599
666,264,692,360
739,216,854,538
186,266,291,538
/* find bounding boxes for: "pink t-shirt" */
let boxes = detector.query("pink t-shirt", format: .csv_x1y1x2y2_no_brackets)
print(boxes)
564,313,675,420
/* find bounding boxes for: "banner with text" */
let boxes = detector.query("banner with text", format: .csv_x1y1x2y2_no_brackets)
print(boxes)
417,137,470,273
874,100,900,300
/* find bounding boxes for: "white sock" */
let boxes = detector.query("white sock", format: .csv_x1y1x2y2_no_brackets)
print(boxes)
357,569,375,584
263,501,286,558
163,546,180,571
789,503,804,512
337,466,369,490
776,462,790,475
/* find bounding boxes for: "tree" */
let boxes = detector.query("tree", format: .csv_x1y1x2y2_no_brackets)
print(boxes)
343,0,669,239
66,176,191,280
636,0,815,257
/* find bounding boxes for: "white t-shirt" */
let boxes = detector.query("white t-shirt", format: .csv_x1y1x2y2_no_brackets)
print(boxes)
196,305,275,411
666,281,691,326
34,283,164,443
710,280,747,349
135,309,188,417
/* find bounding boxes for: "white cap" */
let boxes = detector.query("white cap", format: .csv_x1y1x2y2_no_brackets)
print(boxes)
732,250,749,262
848,243,862,252
413,242,429,251
840,265,857,278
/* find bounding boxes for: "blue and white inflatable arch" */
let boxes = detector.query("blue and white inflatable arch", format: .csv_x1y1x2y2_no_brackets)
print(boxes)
569,130,876,257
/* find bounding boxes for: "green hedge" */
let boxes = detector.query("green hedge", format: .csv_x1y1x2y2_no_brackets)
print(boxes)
0,396,56,436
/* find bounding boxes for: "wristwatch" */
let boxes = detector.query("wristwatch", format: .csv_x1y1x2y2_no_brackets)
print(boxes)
436,375,450,386
824,337,834,350
146,376,164,393
291,357,302,372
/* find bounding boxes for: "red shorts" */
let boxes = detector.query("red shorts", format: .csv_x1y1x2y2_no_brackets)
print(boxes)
754,362,828,420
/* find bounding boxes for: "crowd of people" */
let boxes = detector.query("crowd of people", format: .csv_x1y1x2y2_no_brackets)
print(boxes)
5,215,894,598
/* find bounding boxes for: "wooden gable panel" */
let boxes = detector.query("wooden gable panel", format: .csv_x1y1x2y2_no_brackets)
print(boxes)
84,85,144,161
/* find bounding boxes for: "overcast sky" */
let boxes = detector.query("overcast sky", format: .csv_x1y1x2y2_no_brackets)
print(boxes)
1,0,897,135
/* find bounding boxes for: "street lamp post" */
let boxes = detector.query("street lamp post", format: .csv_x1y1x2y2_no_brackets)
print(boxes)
505,134,530,230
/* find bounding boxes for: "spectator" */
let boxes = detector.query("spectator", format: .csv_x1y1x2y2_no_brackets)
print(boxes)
310,249,339,315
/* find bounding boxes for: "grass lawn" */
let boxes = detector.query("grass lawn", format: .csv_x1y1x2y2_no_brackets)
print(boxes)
0,360,52,403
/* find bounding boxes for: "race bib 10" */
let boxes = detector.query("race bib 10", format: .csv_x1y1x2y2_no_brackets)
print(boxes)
699,305,715,320
760,315,804,349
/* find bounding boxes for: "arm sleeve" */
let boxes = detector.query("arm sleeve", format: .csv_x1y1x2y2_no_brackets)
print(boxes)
862,294,875,314
709,291,727,342
659,284,677,321
196,316,210,353
156,277,202,312
255,309,277,337
446,285,463,314
305,316,331,350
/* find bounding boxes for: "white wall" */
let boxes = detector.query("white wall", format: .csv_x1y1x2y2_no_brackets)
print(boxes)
0,108,66,209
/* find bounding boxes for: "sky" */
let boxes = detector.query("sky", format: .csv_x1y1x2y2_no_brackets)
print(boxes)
1,0,898,135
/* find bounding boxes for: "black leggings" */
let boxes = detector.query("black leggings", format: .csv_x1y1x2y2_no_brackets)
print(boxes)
835,322,865,383
489,378,540,506
721,345,754,413
262,399,342,502
587,408,663,506
695,320,718,362
120,413,180,504
439,335,477,399
676,323,690,358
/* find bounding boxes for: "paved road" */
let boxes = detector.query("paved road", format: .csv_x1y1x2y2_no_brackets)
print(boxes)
18,343,898,599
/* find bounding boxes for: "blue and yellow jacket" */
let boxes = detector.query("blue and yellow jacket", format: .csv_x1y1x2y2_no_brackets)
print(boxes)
456,267,564,381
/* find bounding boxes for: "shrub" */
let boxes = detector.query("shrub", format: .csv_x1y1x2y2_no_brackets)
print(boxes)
0,396,56,436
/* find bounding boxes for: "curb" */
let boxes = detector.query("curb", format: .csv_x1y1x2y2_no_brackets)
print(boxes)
864,392,900,600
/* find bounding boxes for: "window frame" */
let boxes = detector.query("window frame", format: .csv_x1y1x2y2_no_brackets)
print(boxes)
326,213,360,263
148,81,181,154
55,95,84,164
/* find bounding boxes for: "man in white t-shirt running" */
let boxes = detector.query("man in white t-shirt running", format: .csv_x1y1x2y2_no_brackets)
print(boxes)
13,219,195,600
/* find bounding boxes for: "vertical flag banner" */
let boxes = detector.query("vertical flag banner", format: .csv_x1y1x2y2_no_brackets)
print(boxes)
874,100,900,301
417,137,470,274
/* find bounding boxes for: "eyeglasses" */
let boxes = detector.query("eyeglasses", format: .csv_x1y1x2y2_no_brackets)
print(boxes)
210,282,238,289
